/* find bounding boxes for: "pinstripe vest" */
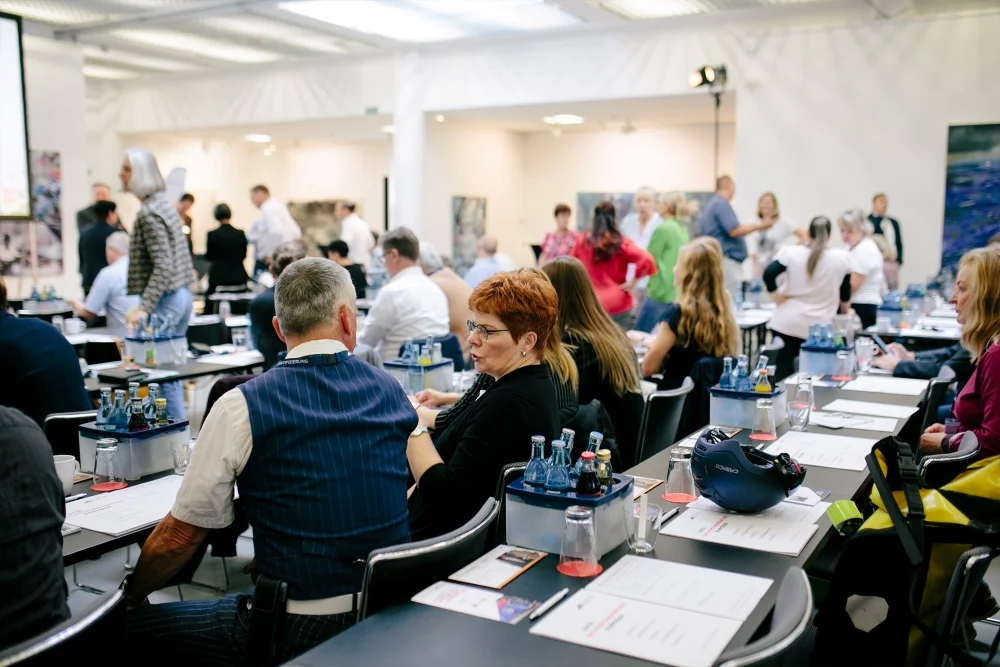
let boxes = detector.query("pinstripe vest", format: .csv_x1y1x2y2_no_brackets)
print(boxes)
238,351,415,600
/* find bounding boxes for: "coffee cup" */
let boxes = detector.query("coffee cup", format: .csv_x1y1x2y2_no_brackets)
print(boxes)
64,318,87,335
53,455,80,495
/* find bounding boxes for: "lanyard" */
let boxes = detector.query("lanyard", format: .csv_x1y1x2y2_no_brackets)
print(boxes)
275,352,349,368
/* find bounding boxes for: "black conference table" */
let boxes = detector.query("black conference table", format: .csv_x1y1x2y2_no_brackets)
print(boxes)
84,358,264,396
290,381,926,667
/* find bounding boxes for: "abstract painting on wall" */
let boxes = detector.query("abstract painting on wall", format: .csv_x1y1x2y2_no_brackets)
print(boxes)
576,191,714,238
452,195,486,277
942,124,1000,270
0,151,62,277
287,199,360,254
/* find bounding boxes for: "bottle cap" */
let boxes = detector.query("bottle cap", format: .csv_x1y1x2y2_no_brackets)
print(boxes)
597,449,611,461
155,398,167,406
580,451,596,460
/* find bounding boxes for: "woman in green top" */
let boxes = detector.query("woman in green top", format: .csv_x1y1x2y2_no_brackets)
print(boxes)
634,191,691,332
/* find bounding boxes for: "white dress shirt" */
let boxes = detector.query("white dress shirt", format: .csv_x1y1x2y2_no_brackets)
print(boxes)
339,213,375,267
493,252,516,271
83,256,139,337
171,339,348,529
359,265,450,359
620,212,662,288
249,197,302,262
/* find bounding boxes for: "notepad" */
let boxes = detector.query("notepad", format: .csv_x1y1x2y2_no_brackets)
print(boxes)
763,431,873,471
659,507,819,556
821,399,919,420
449,545,545,589
810,411,898,433
842,376,929,396
64,474,184,536
412,582,538,625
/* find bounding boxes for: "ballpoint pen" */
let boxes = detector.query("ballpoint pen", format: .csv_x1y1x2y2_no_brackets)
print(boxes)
65,493,87,502
529,588,570,621
655,507,680,531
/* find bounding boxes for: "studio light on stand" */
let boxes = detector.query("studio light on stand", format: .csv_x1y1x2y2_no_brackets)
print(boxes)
690,65,727,180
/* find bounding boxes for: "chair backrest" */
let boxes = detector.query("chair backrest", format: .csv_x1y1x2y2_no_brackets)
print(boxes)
83,341,121,365
0,590,125,667
927,546,1000,666
635,377,695,465
204,374,256,420
397,333,463,370
680,356,726,436
921,365,957,433
487,462,526,548
358,498,500,621
43,410,98,459
716,568,813,667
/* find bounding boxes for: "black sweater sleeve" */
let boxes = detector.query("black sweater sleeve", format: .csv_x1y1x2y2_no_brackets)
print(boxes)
840,274,852,302
762,260,786,293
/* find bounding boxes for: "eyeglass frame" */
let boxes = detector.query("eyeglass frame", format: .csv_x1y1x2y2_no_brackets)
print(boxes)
467,320,509,341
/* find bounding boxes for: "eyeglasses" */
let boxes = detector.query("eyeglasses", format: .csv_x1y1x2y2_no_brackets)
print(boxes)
467,320,509,341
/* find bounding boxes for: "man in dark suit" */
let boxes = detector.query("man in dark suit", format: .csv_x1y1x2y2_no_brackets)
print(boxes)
204,203,248,314
78,200,121,296
0,277,91,427
75,182,112,233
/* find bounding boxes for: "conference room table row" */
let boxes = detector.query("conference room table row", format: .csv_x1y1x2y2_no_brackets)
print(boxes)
292,379,926,667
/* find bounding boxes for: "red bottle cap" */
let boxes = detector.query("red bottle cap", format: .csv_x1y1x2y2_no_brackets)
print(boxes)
580,451,596,460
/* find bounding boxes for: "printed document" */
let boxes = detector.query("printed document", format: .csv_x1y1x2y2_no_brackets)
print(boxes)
64,475,183,536
412,581,537,625
449,545,545,589
659,507,819,556
810,411,898,433
687,496,829,524
820,399,918,420
842,376,928,396
763,431,873,471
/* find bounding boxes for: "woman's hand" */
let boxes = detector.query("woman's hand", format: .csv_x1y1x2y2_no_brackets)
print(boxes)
888,343,914,361
414,389,450,407
773,293,789,305
620,279,637,293
924,423,946,434
919,431,947,454
873,354,901,371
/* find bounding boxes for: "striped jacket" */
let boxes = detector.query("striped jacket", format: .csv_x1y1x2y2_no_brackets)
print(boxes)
127,194,194,312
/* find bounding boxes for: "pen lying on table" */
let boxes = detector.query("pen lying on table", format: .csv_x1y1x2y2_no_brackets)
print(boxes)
530,588,570,621
656,508,680,531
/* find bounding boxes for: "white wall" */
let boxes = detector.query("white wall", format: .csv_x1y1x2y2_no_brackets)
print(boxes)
521,123,735,232
9,38,87,300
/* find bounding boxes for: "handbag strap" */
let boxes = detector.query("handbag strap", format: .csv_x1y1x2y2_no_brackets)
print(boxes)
866,438,924,566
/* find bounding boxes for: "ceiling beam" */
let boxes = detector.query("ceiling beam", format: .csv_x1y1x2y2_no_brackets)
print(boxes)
247,5,404,50
53,0,283,39
550,0,628,25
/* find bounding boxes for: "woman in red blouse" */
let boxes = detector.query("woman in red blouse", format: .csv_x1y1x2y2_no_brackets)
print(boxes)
539,203,578,262
920,247,1000,457
571,201,656,328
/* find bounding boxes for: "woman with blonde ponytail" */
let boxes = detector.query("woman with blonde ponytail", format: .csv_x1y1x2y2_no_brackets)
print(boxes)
763,216,852,379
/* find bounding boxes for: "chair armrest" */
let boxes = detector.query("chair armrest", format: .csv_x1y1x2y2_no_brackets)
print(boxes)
918,432,979,488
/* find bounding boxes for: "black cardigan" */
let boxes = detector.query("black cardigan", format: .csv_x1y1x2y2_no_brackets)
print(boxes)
408,364,560,540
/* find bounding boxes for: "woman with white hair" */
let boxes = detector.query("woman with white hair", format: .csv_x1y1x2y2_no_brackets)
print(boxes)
634,191,691,332
837,208,884,328
619,186,663,323
121,147,195,419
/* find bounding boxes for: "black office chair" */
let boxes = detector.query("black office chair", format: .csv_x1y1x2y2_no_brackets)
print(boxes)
634,378,695,466
926,546,1000,666
43,410,97,459
397,333,463,370
83,341,121,365
715,568,814,667
0,590,125,667
357,498,499,621
921,365,957,434
488,463,526,548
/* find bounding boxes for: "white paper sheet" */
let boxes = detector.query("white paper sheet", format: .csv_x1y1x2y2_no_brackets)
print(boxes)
810,411,898,433
138,368,180,380
449,545,545,589
529,590,741,667
633,476,664,499
195,350,265,367
64,475,184,536
411,581,537,624
821,399,919,420
841,376,929,396
784,486,822,507
687,496,830,524
224,315,250,328
587,556,772,622
763,431,873,471
659,507,819,556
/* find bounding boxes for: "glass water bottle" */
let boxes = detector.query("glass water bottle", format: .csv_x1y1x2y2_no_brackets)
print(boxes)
96,387,113,428
523,436,549,488
720,357,735,389
572,431,604,483
544,441,571,493
144,383,160,421
575,451,602,496
735,355,751,392
111,389,128,430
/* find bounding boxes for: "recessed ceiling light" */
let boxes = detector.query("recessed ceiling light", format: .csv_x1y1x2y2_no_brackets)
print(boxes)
435,114,445,123
244,134,272,143
543,114,584,126
380,125,395,134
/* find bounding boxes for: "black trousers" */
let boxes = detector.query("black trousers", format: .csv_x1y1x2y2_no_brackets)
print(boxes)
772,333,804,382
853,303,878,329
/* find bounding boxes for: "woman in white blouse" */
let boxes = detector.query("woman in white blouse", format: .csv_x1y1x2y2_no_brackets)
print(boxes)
748,192,806,279
763,216,852,379
837,208,885,329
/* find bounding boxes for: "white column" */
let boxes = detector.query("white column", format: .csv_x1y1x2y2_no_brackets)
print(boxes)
389,50,425,236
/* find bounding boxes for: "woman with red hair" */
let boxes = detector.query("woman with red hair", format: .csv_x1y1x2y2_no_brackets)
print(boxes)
407,270,562,539
571,201,656,329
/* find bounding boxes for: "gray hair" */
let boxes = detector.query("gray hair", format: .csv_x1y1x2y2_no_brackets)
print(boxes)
419,241,444,273
274,257,356,337
657,190,691,222
478,235,498,255
105,231,129,256
837,208,873,236
123,147,166,199
635,186,656,200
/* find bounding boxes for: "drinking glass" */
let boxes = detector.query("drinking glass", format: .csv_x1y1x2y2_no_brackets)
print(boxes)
91,439,127,492
750,398,778,442
662,447,698,503
623,501,663,554
833,314,854,346
855,338,875,373
173,438,195,475
231,328,248,349
788,378,813,432
556,506,603,578
832,350,854,382
51,315,65,334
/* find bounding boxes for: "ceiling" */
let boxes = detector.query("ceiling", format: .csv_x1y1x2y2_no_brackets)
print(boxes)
1,0,990,81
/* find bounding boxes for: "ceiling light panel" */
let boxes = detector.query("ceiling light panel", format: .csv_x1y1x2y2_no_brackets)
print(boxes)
82,64,139,79
407,0,581,32
597,0,709,19
82,45,200,72
194,15,355,54
0,0,112,24
279,1,467,43
112,28,283,63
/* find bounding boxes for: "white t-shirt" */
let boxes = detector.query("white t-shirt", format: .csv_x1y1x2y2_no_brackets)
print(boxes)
767,245,851,341
849,237,885,306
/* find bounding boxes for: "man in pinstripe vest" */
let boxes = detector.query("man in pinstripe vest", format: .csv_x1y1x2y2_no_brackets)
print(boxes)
123,257,417,665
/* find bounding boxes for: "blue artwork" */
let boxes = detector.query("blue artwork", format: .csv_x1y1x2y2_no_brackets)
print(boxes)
942,124,1000,270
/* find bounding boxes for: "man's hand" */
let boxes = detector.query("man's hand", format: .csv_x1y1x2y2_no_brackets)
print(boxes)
873,354,901,371
888,343,914,360
126,308,148,330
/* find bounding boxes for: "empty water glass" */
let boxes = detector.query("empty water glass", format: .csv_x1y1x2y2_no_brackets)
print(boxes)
788,377,813,432
51,315,65,334
750,398,778,442
91,438,127,492
172,438,195,475
855,338,875,373
662,448,698,504
556,506,603,578
231,328,248,349
623,500,663,554
832,350,854,382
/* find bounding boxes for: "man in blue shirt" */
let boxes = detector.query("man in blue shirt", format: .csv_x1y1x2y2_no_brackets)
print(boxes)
463,235,504,288
0,278,92,427
71,232,139,337
123,258,416,665
699,175,776,299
